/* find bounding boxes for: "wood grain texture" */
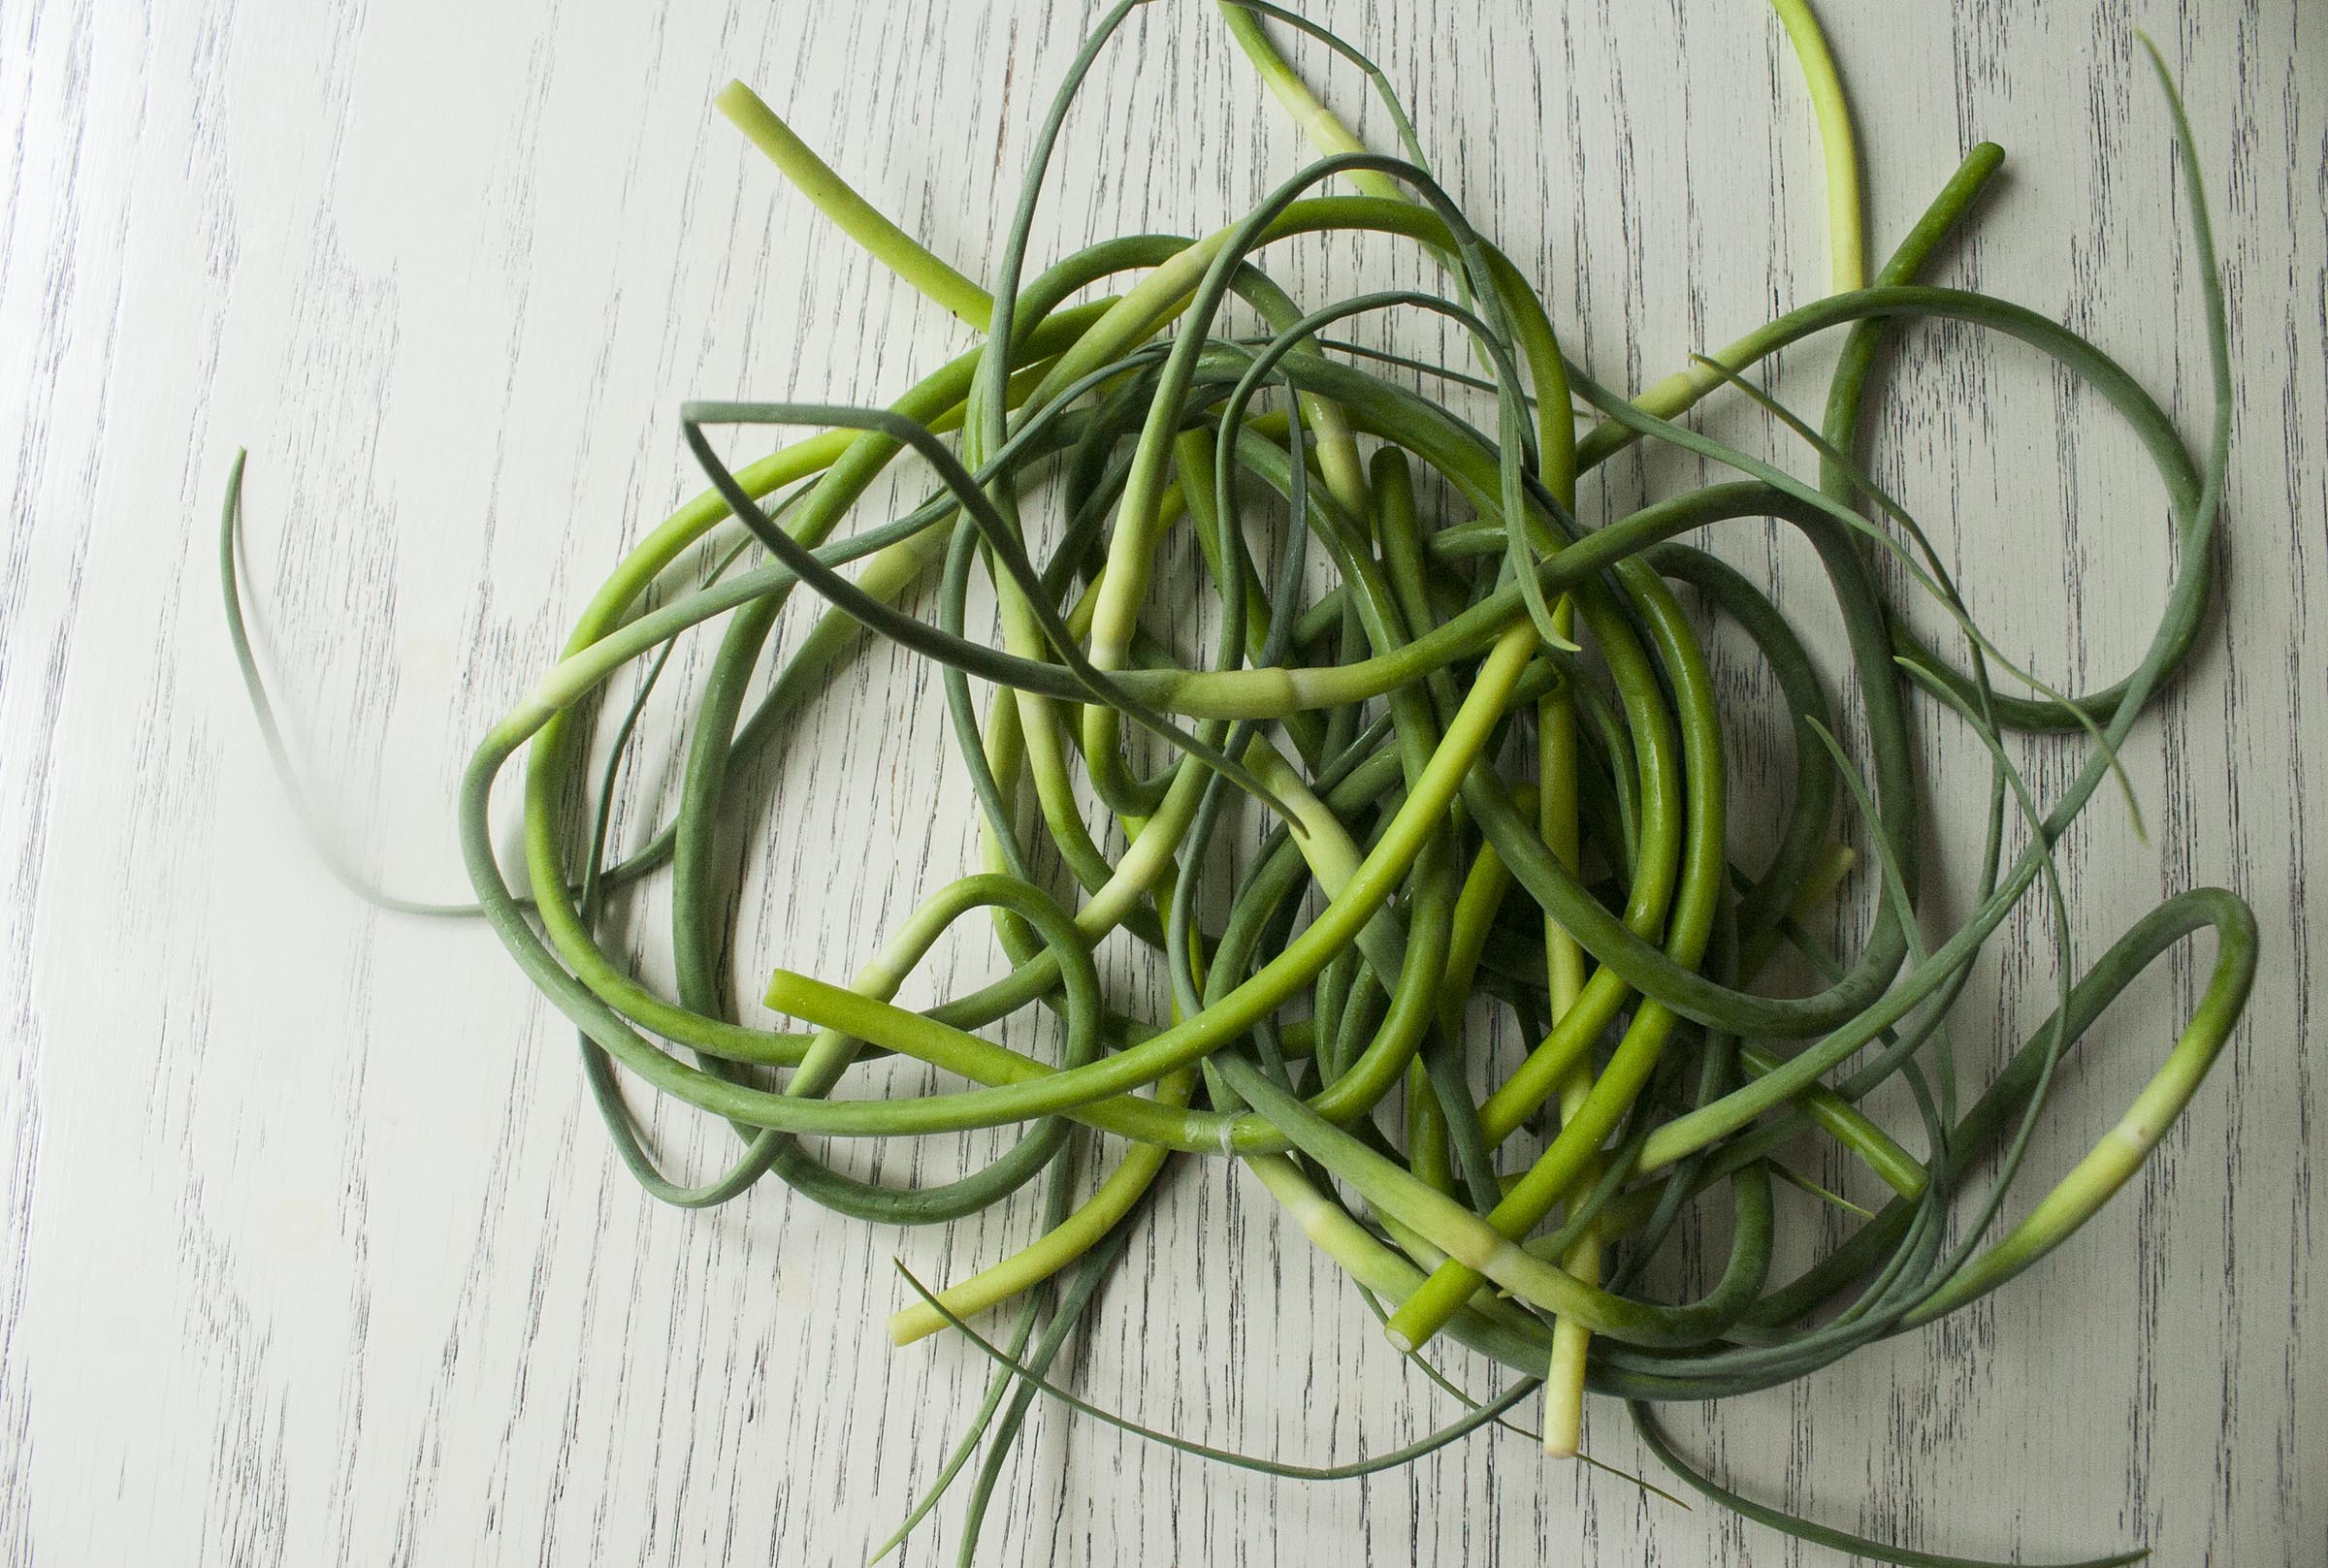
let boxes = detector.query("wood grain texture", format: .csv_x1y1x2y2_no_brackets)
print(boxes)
2,0,2321,1562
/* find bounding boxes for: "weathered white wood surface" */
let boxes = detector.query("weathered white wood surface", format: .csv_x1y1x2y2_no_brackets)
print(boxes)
3,0,2321,1562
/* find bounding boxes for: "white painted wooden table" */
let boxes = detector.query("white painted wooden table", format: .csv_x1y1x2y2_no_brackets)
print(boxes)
4,1,2321,1563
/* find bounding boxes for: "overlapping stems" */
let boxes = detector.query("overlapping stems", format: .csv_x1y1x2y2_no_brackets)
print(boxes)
372,2,2262,1562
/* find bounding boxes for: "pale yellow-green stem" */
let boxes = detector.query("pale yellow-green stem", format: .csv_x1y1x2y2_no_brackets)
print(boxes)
1580,0,1867,457
888,1069,1195,1344
1536,597,1598,1456
1768,0,1866,292
1219,4,1409,205
715,82,993,331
